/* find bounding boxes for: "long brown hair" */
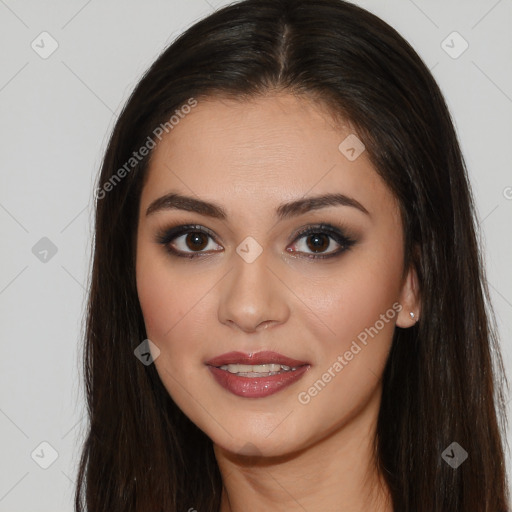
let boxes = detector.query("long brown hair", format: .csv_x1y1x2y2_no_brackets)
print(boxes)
75,0,510,510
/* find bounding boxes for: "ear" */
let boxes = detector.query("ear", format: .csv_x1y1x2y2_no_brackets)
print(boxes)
395,263,421,328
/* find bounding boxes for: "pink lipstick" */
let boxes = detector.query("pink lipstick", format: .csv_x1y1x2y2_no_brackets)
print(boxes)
205,351,311,398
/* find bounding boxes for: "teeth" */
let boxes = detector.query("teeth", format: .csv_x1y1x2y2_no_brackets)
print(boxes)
218,363,299,375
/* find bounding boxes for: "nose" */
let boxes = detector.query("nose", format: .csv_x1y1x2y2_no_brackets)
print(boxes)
217,249,290,333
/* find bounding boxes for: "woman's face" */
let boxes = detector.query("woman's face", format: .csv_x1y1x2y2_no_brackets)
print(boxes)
136,93,418,457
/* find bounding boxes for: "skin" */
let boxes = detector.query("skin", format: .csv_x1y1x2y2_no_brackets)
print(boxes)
136,92,420,511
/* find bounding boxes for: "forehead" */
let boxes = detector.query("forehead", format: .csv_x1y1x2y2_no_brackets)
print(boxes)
141,93,397,220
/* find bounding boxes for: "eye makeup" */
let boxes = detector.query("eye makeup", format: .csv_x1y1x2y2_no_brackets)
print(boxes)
155,222,357,260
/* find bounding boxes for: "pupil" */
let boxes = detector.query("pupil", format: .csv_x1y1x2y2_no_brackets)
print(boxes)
307,234,328,252
187,232,207,251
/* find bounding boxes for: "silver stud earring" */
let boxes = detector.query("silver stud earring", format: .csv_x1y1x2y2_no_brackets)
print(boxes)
409,311,415,319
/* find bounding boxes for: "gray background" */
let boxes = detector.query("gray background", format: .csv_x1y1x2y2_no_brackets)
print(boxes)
0,0,511,510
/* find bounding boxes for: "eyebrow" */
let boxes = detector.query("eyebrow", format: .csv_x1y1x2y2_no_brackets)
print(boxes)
145,191,370,219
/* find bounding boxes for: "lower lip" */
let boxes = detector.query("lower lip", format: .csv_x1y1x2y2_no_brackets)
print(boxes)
207,365,310,398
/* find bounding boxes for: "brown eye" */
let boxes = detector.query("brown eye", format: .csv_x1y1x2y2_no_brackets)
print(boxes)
305,233,330,253
287,223,357,259
185,232,209,251
156,224,223,258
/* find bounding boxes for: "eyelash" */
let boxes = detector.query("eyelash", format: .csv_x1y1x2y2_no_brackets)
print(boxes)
155,223,356,260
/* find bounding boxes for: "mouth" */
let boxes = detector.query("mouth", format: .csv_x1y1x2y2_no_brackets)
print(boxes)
205,351,311,398
205,350,309,375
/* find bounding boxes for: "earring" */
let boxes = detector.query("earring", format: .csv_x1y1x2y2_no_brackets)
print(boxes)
410,311,418,322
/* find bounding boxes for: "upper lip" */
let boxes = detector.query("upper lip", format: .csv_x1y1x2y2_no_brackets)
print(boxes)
205,351,309,367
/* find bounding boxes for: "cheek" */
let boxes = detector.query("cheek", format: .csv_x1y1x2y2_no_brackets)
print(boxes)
136,261,176,341
295,248,402,355
135,245,217,367
337,264,400,337
136,249,224,435
292,243,403,430
136,240,182,340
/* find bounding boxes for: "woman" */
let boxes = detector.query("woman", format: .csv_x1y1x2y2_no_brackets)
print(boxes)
75,0,510,510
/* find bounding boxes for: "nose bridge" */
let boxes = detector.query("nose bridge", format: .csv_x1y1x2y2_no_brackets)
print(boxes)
217,242,289,332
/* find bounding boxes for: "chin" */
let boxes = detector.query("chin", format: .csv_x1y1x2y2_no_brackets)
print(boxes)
210,425,311,460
